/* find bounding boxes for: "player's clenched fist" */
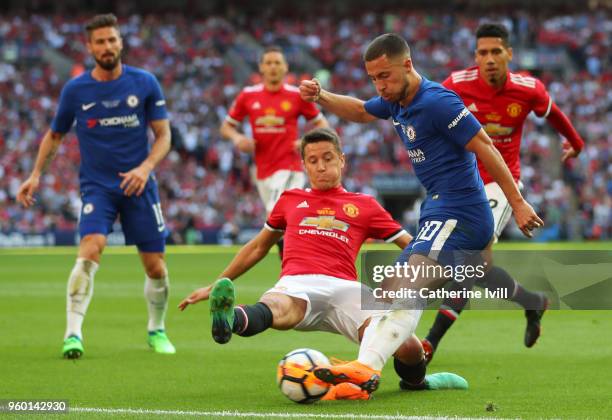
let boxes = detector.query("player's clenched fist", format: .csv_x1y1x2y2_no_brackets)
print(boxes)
299,79,321,102
16,175,40,208
512,200,544,238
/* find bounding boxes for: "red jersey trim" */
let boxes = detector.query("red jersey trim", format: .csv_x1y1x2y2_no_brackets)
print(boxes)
384,229,407,243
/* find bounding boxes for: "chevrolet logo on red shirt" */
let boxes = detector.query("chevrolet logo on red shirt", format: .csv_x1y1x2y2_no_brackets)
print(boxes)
299,216,349,232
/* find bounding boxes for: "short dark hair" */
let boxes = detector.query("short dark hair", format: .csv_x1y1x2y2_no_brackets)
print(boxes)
85,14,119,39
259,45,285,63
476,23,510,47
364,33,410,62
300,128,343,159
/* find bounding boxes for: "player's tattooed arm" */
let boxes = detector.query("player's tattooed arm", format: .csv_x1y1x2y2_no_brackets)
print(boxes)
16,130,64,207
119,119,171,196
466,129,544,238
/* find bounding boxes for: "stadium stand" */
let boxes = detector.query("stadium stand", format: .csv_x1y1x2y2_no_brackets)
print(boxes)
0,9,609,244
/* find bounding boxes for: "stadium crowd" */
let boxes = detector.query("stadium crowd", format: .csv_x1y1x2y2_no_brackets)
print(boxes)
0,10,609,243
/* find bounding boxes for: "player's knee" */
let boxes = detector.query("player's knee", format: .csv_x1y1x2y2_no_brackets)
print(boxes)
145,260,167,280
393,334,424,365
78,234,106,262
260,294,305,330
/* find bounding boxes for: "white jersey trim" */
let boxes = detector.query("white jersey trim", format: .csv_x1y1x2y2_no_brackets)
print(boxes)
384,229,408,243
542,97,553,118
264,222,285,233
243,84,264,93
225,115,241,126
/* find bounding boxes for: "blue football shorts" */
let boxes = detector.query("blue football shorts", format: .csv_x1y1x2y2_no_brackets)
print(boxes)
78,183,167,253
397,200,494,269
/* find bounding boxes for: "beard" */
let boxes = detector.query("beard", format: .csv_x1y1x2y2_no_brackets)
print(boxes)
95,52,121,71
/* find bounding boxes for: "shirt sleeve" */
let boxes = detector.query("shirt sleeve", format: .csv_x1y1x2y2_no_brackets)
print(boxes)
532,78,553,118
364,96,391,120
145,73,169,121
441,75,454,90
50,83,76,134
431,91,481,148
367,198,406,243
226,91,248,125
300,97,322,121
264,193,288,232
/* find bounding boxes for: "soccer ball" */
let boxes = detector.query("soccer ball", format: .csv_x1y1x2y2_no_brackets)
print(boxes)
276,348,331,403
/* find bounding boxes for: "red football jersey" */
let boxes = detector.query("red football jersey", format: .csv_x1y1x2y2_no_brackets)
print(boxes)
265,186,406,281
227,83,322,179
443,66,552,184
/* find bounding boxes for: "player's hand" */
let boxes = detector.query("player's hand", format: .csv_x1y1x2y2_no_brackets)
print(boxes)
561,140,580,162
178,285,213,311
233,135,255,154
119,162,152,197
512,200,544,238
299,79,321,102
16,175,40,208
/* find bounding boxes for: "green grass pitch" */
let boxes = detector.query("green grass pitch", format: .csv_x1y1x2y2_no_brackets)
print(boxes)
1,243,611,419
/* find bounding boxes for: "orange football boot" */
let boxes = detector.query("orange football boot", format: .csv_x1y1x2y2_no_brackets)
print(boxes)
314,360,381,393
321,383,371,401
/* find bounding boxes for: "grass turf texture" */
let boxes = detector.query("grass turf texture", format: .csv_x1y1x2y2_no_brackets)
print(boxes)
1,242,611,419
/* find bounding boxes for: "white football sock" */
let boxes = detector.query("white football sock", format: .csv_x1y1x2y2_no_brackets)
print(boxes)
65,258,98,340
358,309,422,371
144,271,169,332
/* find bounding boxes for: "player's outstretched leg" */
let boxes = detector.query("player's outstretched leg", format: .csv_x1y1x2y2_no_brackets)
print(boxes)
209,277,236,344
63,258,98,359
524,292,549,347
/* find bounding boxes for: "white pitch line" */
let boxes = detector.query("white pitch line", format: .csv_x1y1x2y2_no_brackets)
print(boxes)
71,407,509,420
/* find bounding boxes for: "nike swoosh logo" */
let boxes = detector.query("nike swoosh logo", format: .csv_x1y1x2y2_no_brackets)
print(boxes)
413,240,427,246
392,120,401,126
82,102,96,111
155,100,166,106
158,225,165,232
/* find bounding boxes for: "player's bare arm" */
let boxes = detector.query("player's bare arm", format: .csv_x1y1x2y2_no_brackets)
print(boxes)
219,119,255,154
544,102,585,163
392,232,413,250
299,79,377,123
466,129,543,238
178,228,283,310
16,129,64,208
119,118,171,197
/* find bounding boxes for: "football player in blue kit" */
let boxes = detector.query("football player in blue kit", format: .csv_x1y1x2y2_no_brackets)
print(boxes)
300,33,543,393
17,14,175,358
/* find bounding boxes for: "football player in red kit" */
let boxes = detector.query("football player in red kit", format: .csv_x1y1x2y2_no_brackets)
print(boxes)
180,128,468,399
422,22,585,362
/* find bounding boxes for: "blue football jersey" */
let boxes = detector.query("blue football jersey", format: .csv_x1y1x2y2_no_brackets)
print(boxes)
364,77,488,212
51,65,168,193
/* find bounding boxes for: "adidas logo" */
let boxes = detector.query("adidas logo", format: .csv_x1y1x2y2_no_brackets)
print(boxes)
253,101,261,109
467,103,479,112
297,201,309,208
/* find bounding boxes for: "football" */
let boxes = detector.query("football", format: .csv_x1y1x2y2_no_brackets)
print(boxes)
276,348,331,403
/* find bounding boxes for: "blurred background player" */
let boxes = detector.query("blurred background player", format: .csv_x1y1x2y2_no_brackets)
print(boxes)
421,22,585,362
179,128,467,398
299,33,543,392
16,14,175,358
220,46,328,257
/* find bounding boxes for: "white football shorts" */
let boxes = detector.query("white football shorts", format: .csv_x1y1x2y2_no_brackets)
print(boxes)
255,170,306,213
263,274,385,344
485,181,524,242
